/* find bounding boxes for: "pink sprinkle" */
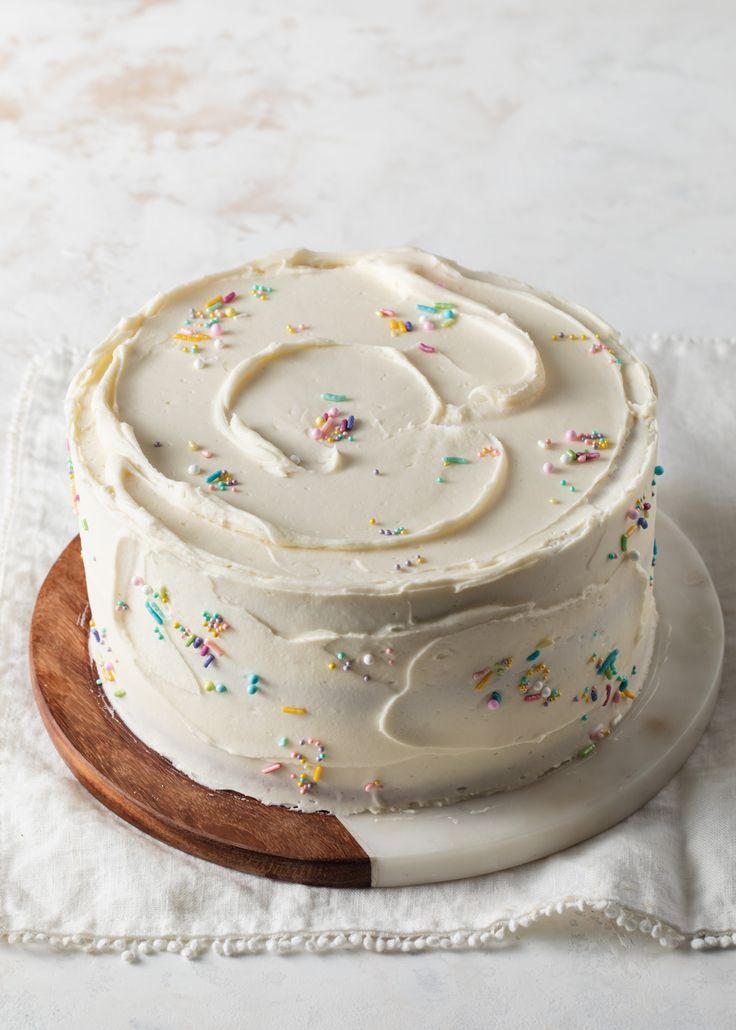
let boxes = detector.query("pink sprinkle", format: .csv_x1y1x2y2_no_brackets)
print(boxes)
262,763,282,774
418,342,436,354
420,318,435,331
205,639,224,656
209,324,223,337
487,697,501,710
565,429,578,441
309,427,323,440
201,449,214,458
627,509,638,520
378,308,395,317
179,327,193,336
327,406,340,417
577,454,588,463
222,291,236,303
132,576,144,586
473,667,490,680
587,451,600,460
542,462,555,474
322,417,335,434
523,692,542,702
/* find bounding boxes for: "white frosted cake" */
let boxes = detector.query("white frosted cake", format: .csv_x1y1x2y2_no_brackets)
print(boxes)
66,248,661,815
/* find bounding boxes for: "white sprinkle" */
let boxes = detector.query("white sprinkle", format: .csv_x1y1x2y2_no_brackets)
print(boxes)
362,653,375,666
193,358,205,370
187,464,200,475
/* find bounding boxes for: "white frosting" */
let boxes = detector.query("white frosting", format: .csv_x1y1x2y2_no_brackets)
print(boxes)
66,248,659,814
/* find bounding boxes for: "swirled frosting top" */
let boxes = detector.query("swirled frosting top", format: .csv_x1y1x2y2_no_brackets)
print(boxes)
68,248,657,592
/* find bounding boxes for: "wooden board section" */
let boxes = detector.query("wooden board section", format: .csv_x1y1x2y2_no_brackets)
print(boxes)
29,536,371,888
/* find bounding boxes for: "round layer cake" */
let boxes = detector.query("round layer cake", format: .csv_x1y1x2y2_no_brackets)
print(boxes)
66,248,660,815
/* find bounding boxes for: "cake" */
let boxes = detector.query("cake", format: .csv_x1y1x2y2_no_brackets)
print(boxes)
66,247,660,815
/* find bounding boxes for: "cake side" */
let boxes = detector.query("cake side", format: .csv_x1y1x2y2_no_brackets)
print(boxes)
66,248,659,814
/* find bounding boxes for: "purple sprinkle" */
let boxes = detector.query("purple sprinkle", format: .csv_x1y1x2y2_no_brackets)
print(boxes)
203,654,215,668
346,415,355,430
91,628,100,643
193,636,203,649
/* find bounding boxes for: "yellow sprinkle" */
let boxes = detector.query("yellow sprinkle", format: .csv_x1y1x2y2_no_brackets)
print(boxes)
622,689,636,700
286,324,296,333
188,440,199,451
173,621,181,629
205,295,222,308
536,637,554,649
369,517,376,525
205,681,215,691
282,706,307,715
474,669,494,692
313,765,323,782
174,332,209,342
552,335,559,341
549,498,560,505
327,662,337,670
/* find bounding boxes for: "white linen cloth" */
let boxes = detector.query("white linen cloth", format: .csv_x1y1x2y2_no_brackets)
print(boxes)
1,336,734,961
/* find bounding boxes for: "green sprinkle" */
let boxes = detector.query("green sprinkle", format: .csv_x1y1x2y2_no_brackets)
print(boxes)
581,714,588,721
113,690,126,698
145,600,165,625
607,553,616,560
578,743,596,758
436,476,445,484
442,456,469,465
278,737,289,747
336,651,346,660
321,392,348,402
620,534,628,553
81,518,89,531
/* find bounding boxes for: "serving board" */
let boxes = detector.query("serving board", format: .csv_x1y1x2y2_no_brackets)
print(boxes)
29,514,723,888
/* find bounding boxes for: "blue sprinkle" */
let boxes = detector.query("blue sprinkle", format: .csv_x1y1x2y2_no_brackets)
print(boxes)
144,601,164,625
206,469,223,484
248,673,260,686
597,648,619,677
247,685,258,695
215,683,227,693
654,465,664,476
525,649,541,662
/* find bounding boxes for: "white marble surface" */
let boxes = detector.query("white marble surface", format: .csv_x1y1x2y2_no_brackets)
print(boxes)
1,0,735,1026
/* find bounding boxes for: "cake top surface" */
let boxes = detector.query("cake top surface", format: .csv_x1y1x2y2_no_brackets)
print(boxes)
68,247,656,592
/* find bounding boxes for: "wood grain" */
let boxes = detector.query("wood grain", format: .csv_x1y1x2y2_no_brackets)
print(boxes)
29,536,371,888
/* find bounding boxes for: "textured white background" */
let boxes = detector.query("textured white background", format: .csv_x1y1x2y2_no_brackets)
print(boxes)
1,0,735,1027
